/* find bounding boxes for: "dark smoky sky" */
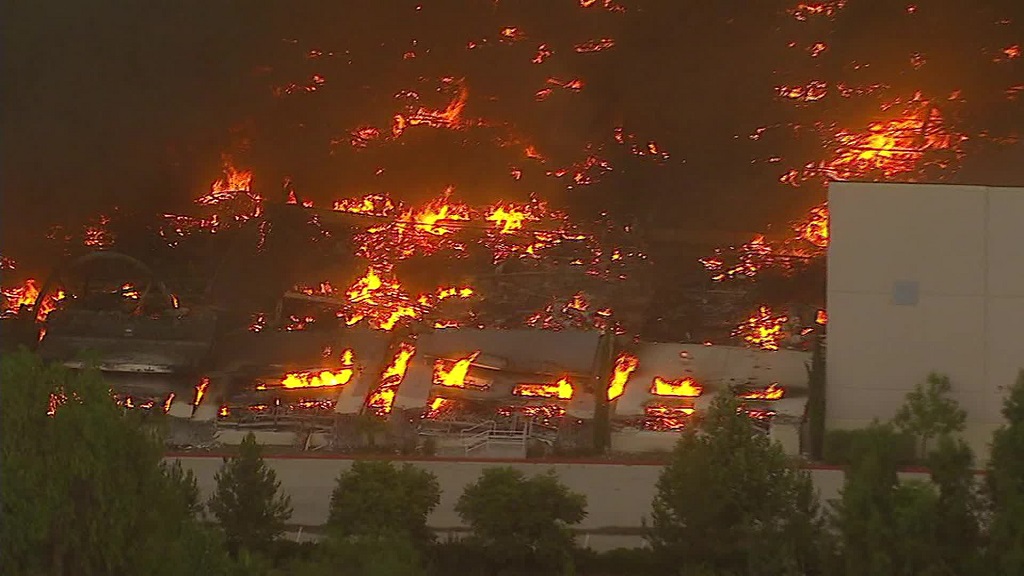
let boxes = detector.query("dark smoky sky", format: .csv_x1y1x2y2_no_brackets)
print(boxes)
2,1,1022,273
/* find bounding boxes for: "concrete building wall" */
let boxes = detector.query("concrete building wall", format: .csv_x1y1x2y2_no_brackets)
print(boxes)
826,182,1024,459
171,454,938,550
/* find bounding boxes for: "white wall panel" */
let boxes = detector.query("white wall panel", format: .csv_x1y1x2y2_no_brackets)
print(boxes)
826,183,1024,461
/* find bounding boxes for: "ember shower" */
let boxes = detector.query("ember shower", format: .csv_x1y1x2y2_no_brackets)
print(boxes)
2,3,1022,410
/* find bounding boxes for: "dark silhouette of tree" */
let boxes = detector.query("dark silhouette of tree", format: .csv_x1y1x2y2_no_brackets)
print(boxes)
208,431,292,556
0,349,227,575
456,466,586,575
986,370,1024,573
927,435,982,574
327,460,440,544
648,395,824,576
892,373,966,458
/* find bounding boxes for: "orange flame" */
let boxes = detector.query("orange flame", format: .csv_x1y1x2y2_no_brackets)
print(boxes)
433,351,482,388
513,376,574,399
424,397,452,418
210,157,252,193
816,309,828,324
2,279,67,321
366,343,416,416
739,383,786,400
650,377,703,397
608,352,639,400
486,204,532,233
193,378,210,407
260,350,356,390
163,393,175,413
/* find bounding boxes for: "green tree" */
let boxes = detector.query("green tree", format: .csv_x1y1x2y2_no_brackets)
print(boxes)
986,370,1024,573
832,423,967,576
892,373,966,458
209,431,293,555
648,395,823,576
0,349,228,576
926,436,981,574
288,533,426,576
805,335,826,460
327,460,440,543
456,466,587,575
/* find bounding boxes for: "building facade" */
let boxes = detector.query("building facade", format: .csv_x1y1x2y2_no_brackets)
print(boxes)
826,182,1024,459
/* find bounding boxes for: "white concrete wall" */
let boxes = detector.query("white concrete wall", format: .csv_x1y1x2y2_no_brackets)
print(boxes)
827,182,1024,459
172,454,940,550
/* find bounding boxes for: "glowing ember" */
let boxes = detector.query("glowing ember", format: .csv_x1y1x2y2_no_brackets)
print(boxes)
83,215,115,248
512,377,574,399
776,81,828,102
733,306,789,351
815,309,828,324
574,38,616,53
608,352,639,400
789,1,846,21
643,405,694,431
163,393,175,413
47,391,67,417
392,78,468,137
650,377,703,397
366,343,416,416
433,352,484,389
738,383,786,400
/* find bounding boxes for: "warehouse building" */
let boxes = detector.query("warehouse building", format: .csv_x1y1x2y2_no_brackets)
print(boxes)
826,182,1024,459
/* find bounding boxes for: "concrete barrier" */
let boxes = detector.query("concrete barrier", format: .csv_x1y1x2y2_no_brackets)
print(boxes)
169,454,937,551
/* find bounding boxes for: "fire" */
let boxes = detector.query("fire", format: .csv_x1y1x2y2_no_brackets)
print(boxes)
260,350,356,390
486,204,534,233
392,79,468,136
650,377,703,397
512,377,574,399
816,309,828,324
403,191,472,236
343,268,421,331
739,383,786,400
193,378,210,407
163,393,175,413
423,397,453,418
433,351,482,388
795,204,830,247
208,156,253,194
2,279,66,321
608,352,639,400
366,343,416,416
733,306,789,351
333,194,395,216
